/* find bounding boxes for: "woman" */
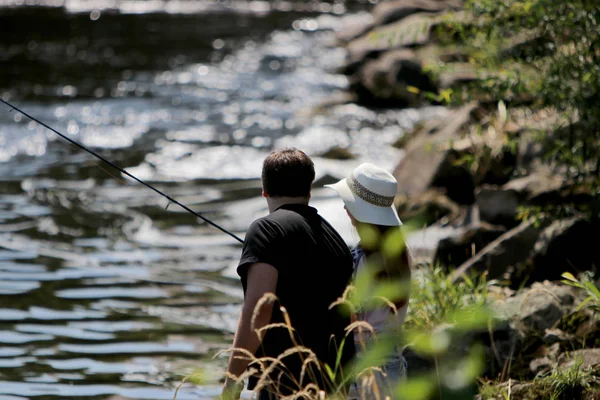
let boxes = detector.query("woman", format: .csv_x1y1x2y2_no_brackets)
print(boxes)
326,163,411,399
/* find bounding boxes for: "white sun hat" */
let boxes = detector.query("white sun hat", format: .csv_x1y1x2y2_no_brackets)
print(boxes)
325,163,402,226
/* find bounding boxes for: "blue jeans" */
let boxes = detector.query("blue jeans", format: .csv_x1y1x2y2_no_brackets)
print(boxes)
348,353,408,399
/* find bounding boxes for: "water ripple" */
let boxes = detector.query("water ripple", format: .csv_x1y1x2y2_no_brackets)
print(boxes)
56,286,168,300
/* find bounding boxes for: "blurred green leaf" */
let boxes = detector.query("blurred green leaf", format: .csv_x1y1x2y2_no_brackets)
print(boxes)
561,272,578,283
357,224,380,250
405,329,451,356
350,260,379,306
396,375,436,400
185,368,215,385
381,228,406,260
583,280,600,300
324,363,335,382
370,280,411,307
442,345,486,391
351,339,396,373
451,306,494,332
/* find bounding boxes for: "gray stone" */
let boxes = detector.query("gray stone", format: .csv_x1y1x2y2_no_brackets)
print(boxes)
498,282,578,335
434,222,506,268
543,328,575,345
530,356,553,374
396,189,461,227
372,0,463,26
354,49,437,106
519,218,600,285
450,219,547,282
475,185,520,227
393,103,478,203
347,13,440,63
558,348,600,370
438,66,480,89
503,169,564,201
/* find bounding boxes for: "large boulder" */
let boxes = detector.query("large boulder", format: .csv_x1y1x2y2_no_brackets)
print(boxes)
393,103,478,204
475,168,566,228
434,222,506,268
514,218,600,285
335,13,375,44
449,219,548,282
347,13,441,63
475,185,521,228
503,169,565,203
497,281,580,336
558,349,600,370
396,189,461,226
437,64,481,89
372,0,463,26
352,49,437,107
487,282,580,377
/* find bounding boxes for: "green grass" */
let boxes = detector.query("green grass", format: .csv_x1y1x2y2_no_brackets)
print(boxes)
404,264,498,332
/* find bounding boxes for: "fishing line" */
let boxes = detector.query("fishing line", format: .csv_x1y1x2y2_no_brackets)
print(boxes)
1,98,244,244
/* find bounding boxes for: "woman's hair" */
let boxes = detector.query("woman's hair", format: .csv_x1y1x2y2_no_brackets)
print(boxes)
358,223,412,309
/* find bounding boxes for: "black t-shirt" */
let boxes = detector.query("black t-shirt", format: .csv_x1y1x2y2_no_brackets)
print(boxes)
238,204,355,395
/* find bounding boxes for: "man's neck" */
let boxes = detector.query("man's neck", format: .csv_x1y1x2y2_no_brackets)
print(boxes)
266,196,310,213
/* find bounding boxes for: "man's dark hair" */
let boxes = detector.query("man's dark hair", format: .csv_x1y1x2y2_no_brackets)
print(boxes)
262,148,315,197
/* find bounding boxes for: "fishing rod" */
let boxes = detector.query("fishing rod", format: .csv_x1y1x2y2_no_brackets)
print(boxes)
0,98,244,244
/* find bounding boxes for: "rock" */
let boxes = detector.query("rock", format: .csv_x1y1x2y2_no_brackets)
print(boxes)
353,49,437,107
516,131,544,170
499,34,555,62
554,306,600,352
529,356,553,375
396,190,461,226
518,218,600,285
347,13,441,63
393,103,478,204
528,342,562,374
437,65,481,89
335,13,374,44
558,349,600,370
318,146,355,160
539,342,562,359
475,185,520,228
372,0,463,26
475,168,566,228
450,219,548,282
434,222,506,268
498,281,579,335
479,146,518,187
503,169,565,202
543,328,576,345
430,151,477,205
393,120,433,149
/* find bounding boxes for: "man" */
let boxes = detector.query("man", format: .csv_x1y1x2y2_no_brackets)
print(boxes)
222,148,355,400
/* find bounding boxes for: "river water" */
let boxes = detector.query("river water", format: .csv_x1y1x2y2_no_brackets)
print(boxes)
0,1,447,398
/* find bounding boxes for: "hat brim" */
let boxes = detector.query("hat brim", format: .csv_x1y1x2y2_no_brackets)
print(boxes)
325,179,402,227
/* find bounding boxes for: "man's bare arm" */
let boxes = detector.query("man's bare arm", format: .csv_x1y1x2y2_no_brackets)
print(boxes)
224,263,278,392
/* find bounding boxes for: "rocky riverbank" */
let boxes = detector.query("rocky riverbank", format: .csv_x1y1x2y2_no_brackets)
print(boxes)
331,1,600,398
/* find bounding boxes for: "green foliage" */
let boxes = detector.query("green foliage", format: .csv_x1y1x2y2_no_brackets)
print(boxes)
561,272,600,313
525,361,596,400
404,265,495,331
479,361,599,400
444,0,600,217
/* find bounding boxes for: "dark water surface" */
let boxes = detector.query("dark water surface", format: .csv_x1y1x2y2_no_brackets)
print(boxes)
0,1,446,398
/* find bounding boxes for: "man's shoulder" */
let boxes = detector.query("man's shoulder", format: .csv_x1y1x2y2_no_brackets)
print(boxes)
248,214,283,234
265,206,319,227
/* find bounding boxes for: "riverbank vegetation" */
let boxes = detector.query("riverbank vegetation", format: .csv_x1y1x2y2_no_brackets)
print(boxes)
332,0,600,398
177,0,600,398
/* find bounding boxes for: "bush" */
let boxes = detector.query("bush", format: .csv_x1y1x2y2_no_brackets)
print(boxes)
438,0,600,218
